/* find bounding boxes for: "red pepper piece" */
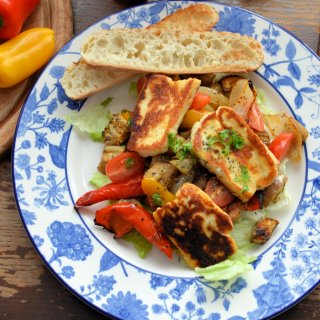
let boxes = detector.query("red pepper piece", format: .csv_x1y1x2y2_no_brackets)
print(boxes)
248,100,264,132
75,175,144,207
0,0,40,40
99,202,173,259
244,193,261,211
204,177,234,208
268,132,294,162
95,206,133,239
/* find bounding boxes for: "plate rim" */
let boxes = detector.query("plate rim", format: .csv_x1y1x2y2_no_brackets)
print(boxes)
11,1,320,319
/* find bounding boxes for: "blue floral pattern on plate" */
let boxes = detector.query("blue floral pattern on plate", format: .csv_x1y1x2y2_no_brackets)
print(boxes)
12,1,320,319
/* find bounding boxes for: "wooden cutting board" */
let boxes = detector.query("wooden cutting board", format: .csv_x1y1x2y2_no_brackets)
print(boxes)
0,0,73,157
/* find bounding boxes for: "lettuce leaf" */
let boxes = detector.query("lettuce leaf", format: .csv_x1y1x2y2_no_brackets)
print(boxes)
195,250,256,281
230,210,265,251
65,97,113,141
256,88,276,115
89,171,111,188
122,229,152,258
129,81,138,97
89,132,105,142
265,188,291,213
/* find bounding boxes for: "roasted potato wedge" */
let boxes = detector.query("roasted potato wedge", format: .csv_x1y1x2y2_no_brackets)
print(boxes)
228,78,256,118
198,86,229,109
263,113,308,163
144,162,177,187
220,75,244,92
251,217,279,244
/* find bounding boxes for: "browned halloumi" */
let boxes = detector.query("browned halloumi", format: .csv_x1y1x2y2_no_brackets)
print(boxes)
127,75,201,157
154,183,237,268
191,106,279,202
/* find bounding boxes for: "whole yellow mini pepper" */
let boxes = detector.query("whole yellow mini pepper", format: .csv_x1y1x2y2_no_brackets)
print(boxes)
0,27,55,88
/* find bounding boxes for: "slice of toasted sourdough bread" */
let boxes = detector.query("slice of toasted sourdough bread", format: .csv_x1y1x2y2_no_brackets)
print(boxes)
61,60,136,100
61,4,219,100
81,29,264,74
145,3,219,33
191,107,279,202
154,183,237,268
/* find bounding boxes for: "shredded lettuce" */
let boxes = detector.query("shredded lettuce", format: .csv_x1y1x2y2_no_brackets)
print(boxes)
195,250,256,281
129,81,138,97
195,186,291,281
195,211,260,281
230,210,265,251
256,88,276,115
89,132,104,142
279,157,289,175
89,171,111,188
265,188,291,213
122,229,152,258
65,97,113,141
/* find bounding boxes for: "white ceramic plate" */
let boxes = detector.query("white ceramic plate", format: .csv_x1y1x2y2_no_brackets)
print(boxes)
12,1,320,319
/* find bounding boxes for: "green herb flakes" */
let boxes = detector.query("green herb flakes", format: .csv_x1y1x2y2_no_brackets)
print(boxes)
168,133,192,160
235,165,250,192
151,193,163,207
100,97,113,107
206,129,244,156
129,81,138,97
125,157,135,169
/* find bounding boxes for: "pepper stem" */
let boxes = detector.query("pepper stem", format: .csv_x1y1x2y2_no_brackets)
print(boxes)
0,16,3,28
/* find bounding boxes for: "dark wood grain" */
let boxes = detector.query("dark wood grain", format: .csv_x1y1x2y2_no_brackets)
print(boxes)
1,1,319,320
0,0,73,156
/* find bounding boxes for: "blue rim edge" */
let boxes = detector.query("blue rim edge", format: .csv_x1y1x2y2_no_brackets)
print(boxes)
11,1,320,319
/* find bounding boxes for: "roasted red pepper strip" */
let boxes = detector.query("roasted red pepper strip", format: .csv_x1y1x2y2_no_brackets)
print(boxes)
75,175,144,207
0,0,40,40
244,193,261,211
95,206,133,239
98,202,173,259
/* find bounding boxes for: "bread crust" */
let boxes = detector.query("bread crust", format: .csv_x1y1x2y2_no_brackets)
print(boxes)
61,60,136,100
146,3,219,33
81,29,264,74
62,4,219,100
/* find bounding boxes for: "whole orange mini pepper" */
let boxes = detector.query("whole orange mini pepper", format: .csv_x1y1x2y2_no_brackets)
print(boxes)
0,28,55,88
0,0,40,40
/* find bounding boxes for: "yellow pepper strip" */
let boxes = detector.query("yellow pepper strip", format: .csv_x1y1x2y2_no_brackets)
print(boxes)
0,28,55,88
141,177,175,204
180,108,210,129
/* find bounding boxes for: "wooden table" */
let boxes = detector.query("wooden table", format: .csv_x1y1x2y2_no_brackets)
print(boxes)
1,0,319,319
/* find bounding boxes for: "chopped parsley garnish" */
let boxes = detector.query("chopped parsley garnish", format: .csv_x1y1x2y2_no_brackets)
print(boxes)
89,132,104,142
100,97,113,107
168,133,192,160
151,193,163,207
129,81,138,97
206,129,244,156
235,164,250,192
125,157,135,169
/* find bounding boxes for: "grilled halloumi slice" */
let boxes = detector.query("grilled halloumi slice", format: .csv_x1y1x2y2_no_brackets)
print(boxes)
154,183,237,268
191,106,279,202
127,74,201,157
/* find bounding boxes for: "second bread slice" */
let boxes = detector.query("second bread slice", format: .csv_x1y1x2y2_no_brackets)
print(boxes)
81,29,264,74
